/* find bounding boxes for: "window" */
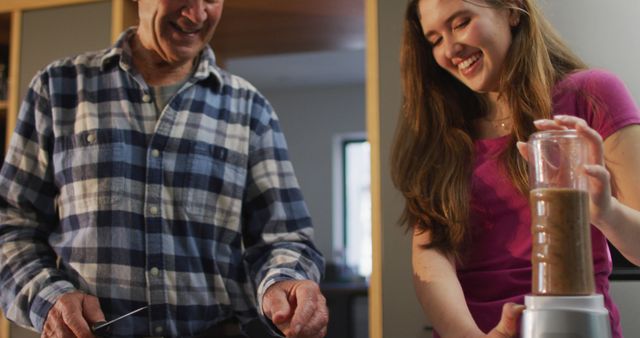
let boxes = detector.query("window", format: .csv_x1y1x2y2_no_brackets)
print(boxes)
333,133,371,278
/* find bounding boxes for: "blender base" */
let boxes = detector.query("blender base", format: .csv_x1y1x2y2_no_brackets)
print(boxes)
521,294,611,338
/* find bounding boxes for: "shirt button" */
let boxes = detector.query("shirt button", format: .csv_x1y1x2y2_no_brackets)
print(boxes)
142,93,152,103
150,267,160,276
86,134,96,144
154,326,163,334
149,206,159,215
151,149,160,158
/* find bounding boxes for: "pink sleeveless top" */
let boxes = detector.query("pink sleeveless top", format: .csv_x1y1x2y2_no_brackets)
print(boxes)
443,70,640,338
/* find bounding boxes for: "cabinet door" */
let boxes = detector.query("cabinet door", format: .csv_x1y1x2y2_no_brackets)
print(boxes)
18,2,112,111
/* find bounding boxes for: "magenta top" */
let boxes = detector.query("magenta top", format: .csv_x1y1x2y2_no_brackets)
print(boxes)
439,70,640,338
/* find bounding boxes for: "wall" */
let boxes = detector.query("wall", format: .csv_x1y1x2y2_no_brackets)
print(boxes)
540,0,640,105
18,2,111,108
610,282,640,337
260,83,366,262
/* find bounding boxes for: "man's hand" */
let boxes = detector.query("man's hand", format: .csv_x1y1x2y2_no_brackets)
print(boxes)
262,280,328,338
42,291,105,338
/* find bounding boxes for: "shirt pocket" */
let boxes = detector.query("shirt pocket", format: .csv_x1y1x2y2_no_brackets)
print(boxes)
54,129,127,216
181,142,246,225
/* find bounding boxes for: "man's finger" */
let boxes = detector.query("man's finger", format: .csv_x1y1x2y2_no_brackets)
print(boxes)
82,294,105,324
42,317,75,338
263,286,292,324
62,309,93,338
289,285,321,335
297,295,328,338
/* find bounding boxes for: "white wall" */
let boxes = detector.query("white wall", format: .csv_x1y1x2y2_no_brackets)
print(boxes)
260,84,366,262
540,0,640,104
610,282,640,337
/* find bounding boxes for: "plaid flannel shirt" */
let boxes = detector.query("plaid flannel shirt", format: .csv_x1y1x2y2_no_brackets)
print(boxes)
0,28,324,336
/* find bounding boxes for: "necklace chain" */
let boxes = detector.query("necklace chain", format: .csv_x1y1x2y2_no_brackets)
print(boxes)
482,115,511,122
482,115,512,130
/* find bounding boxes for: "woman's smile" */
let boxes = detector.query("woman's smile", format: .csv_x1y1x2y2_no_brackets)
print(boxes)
457,52,482,76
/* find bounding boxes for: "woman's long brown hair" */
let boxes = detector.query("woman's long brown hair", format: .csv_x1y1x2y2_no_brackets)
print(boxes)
391,0,587,260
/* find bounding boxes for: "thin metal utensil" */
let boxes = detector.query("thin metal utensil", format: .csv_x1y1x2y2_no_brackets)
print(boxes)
91,305,148,335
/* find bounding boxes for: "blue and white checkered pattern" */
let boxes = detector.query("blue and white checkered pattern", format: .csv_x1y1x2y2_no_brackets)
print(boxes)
0,28,323,337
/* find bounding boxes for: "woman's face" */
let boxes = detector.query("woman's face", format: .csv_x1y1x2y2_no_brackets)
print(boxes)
417,0,518,93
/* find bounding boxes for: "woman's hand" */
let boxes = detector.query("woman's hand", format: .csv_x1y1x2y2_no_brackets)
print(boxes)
517,115,616,227
481,303,526,338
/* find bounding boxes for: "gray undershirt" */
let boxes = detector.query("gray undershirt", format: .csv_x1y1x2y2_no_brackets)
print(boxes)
149,55,200,118
150,81,185,117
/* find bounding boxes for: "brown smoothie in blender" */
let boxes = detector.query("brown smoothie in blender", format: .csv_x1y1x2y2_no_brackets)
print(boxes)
530,187,595,295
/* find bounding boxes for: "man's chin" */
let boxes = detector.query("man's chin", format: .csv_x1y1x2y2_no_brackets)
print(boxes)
164,51,201,67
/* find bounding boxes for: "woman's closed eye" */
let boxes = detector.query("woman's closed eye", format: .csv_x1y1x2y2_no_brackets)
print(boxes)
428,18,470,47
429,35,443,47
452,18,470,32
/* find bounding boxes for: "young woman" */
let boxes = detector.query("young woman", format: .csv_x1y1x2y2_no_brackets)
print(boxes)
391,0,640,337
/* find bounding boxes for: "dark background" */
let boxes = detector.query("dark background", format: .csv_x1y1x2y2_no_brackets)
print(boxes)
609,241,640,280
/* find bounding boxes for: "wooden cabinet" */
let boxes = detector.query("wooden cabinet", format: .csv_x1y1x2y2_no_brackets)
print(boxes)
0,14,7,109
0,16,10,338
0,13,18,335
0,3,136,337
0,11,17,157
0,0,136,155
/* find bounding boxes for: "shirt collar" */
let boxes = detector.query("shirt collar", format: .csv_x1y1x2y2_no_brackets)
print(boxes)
100,27,223,91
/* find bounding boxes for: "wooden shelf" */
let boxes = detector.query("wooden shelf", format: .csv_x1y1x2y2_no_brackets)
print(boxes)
0,100,7,110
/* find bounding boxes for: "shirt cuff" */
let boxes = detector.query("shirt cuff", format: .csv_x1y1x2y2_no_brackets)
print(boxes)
29,280,77,332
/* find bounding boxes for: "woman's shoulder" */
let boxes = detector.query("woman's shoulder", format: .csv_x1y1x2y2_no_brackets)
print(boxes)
554,69,640,139
555,69,627,94
553,69,635,110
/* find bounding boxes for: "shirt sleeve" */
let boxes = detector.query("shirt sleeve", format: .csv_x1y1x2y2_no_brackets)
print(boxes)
0,70,77,331
575,69,640,139
240,96,325,322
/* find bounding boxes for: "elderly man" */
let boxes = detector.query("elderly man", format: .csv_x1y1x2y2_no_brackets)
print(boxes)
0,0,328,337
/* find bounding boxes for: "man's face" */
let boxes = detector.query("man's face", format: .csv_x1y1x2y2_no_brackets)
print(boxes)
136,0,223,66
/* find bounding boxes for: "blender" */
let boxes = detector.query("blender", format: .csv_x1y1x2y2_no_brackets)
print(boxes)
521,130,611,338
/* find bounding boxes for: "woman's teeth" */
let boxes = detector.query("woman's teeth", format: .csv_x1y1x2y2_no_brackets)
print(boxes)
458,53,480,70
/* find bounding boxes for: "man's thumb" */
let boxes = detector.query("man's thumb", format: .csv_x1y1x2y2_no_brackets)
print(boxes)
263,287,292,325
